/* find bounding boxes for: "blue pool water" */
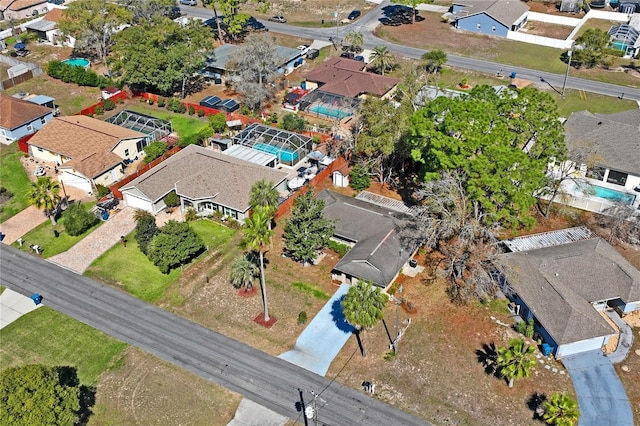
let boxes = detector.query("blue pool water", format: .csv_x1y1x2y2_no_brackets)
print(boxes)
62,58,90,68
309,104,352,119
253,143,299,163
575,182,636,205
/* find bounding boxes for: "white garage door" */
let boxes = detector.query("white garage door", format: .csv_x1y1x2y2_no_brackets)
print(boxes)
59,172,92,193
557,336,608,358
123,192,153,213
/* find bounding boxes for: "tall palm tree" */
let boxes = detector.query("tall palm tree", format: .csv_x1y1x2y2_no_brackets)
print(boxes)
229,253,259,292
249,179,278,229
496,338,536,388
28,177,61,225
369,45,394,76
242,206,274,320
542,393,580,426
344,30,364,53
341,280,388,357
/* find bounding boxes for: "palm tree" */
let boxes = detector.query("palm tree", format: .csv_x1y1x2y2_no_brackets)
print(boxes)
249,179,278,229
369,45,394,76
341,280,388,357
542,393,580,426
421,49,447,77
229,253,259,292
344,30,364,53
496,338,536,388
242,206,274,320
28,177,61,225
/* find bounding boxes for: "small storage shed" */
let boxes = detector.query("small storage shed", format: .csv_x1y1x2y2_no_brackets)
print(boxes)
200,96,222,109
218,99,240,113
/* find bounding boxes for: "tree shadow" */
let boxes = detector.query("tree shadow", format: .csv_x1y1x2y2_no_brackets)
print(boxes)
527,392,547,421
330,296,355,333
475,342,498,376
55,366,96,425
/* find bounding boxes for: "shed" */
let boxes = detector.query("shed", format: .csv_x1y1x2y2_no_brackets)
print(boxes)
200,96,222,108
218,99,240,113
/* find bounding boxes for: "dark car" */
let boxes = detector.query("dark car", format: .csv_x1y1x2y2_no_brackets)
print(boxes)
268,15,287,23
340,51,355,59
306,48,320,60
348,10,361,20
245,17,266,31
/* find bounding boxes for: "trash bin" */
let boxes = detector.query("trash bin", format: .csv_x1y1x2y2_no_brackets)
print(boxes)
0,232,4,242
510,71,517,79
31,293,43,305
101,210,110,221
301,81,306,90
541,343,553,356
409,259,418,268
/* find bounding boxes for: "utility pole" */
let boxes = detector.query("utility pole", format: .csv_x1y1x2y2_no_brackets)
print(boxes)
561,48,573,98
334,5,340,44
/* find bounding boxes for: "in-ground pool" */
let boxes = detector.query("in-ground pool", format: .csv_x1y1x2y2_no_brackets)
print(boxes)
309,104,352,119
573,182,636,205
62,58,90,69
253,143,299,163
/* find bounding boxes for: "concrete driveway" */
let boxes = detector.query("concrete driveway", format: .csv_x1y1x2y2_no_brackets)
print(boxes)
562,350,633,426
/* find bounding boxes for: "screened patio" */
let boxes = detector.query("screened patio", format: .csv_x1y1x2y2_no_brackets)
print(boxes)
232,123,312,166
106,110,173,142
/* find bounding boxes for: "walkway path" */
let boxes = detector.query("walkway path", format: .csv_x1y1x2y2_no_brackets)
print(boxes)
605,310,634,364
48,207,136,273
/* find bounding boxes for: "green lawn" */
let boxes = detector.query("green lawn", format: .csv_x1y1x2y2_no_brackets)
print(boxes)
85,220,236,303
127,105,210,142
0,144,31,223
0,307,126,384
12,202,99,259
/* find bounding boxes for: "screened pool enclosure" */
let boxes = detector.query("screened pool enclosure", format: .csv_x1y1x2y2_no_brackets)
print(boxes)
232,123,312,166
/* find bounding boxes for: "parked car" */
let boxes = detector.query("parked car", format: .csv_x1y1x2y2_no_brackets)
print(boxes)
306,48,320,59
348,10,361,20
268,15,287,23
245,17,266,31
340,51,355,59
179,0,196,5
354,55,365,62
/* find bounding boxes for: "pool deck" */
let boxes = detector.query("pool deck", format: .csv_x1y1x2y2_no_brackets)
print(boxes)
545,177,640,215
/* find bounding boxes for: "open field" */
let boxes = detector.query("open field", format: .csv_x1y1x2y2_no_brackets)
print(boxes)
243,0,375,27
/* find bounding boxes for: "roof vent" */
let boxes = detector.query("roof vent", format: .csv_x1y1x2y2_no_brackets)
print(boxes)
555,273,559,276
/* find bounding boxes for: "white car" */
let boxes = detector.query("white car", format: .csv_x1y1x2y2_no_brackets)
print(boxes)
179,0,196,5
34,166,46,177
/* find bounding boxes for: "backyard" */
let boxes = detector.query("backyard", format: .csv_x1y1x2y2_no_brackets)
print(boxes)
0,144,31,223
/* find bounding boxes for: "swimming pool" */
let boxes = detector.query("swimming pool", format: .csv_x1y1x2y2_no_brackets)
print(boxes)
309,104,352,119
573,182,636,205
253,143,299,163
62,58,91,69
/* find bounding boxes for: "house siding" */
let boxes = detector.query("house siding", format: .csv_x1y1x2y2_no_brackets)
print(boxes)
456,14,509,37
1,112,53,143
622,301,638,314
111,137,146,160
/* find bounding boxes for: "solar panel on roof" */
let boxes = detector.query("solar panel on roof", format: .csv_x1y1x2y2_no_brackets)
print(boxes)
199,96,222,108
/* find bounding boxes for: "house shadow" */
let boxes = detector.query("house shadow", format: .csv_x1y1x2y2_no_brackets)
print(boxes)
475,342,498,376
330,295,355,333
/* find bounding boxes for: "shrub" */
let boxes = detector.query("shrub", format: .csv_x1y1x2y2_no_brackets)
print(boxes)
328,239,349,257
349,164,370,191
281,113,306,132
95,184,111,199
163,191,179,208
157,97,166,107
184,207,197,222
0,187,14,204
208,113,227,133
167,97,186,113
148,98,154,106
225,217,241,229
197,109,205,117
94,106,104,115
188,105,195,115
102,98,115,111
46,60,112,88
143,141,169,164
135,212,158,255
525,319,535,338
516,320,527,335
62,203,99,236
297,311,308,325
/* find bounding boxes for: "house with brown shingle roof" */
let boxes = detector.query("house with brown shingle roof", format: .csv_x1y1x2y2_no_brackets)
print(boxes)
303,57,399,99
120,144,288,220
451,0,529,37
0,94,54,144
27,116,148,193
0,0,48,20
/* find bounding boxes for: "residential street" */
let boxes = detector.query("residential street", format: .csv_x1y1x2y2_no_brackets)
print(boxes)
182,1,640,102
0,244,431,426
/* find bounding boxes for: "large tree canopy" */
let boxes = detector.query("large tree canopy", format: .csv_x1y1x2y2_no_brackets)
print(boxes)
408,86,565,227
110,18,213,96
59,0,132,63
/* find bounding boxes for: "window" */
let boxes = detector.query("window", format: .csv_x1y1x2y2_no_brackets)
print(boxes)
26,124,33,132
124,149,129,157
607,170,628,186
37,147,43,152
477,23,481,29
40,117,46,125
492,26,496,32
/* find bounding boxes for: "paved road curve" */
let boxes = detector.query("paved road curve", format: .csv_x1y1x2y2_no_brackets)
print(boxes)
183,2,640,102
0,245,430,426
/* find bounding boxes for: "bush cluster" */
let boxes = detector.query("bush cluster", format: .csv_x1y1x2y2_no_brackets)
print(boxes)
166,97,186,113
46,61,113,88
61,203,99,236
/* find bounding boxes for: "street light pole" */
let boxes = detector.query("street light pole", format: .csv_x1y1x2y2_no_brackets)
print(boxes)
561,49,573,98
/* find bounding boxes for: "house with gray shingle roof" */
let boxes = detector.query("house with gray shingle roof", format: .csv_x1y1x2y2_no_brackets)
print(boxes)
318,190,419,289
120,145,288,221
494,230,640,358
451,0,529,37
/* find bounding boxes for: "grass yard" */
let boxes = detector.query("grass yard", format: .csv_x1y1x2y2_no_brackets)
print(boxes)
85,220,236,303
0,144,31,223
12,202,99,259
574,18,620,39
126,104,210,142
0,307,127,384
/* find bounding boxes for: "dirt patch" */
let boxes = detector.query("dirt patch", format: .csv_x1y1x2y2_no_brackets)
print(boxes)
521,21,574,39
91,347,240,425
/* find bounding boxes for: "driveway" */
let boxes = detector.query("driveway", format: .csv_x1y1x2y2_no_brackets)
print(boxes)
0,288,42,329
562,350,633,426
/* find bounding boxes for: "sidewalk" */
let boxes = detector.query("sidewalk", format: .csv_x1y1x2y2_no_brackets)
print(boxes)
0,288,42,329
0,206,48,245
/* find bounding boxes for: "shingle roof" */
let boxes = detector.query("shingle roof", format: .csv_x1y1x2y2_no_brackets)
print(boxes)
304,57,399,98
1,0,45,11
318,190,417,288
44,7,63,22
0,94,52,130
455,0,529,27
494,238,640,345
27,116,145,178
121,145,288,212
564,109,640,176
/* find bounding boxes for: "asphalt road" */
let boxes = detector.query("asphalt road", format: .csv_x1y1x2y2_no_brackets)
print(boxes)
183,2,640,102
0,244,430,426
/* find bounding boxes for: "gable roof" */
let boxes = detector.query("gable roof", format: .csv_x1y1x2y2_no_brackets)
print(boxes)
44,7,64,22
0,0,45,11
318,190,417,288
121,145,288,212
304,57,399,98
27,116,145,178
0,94,52,130
454,0,529,27
564,109,640,176
495,238,640,345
